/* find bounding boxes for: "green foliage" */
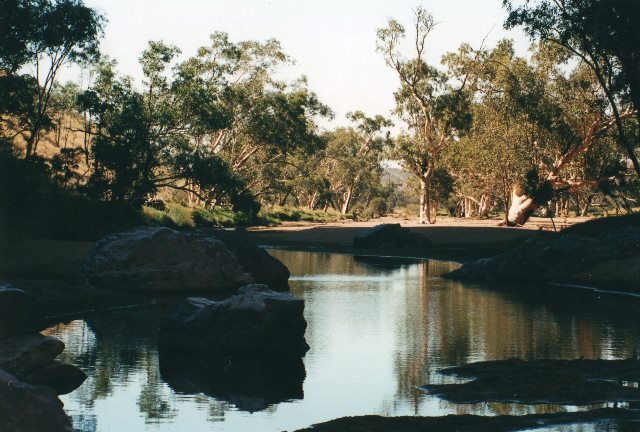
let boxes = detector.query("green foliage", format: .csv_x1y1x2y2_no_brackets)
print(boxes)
504,0,640,176
0,0,104,159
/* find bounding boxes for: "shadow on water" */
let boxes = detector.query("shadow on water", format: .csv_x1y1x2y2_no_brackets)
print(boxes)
353,255,423,271
159,353,305,413
44,250,640,431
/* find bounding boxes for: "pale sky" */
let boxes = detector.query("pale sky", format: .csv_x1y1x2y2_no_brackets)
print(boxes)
76,0,530,129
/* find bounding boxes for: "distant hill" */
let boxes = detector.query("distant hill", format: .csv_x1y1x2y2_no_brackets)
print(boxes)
382,165,409,186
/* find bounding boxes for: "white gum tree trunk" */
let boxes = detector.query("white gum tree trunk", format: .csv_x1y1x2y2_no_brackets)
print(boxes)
507,185,535,226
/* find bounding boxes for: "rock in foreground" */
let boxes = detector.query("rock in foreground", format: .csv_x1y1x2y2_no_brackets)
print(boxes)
159,284,309,357
0,369,74,432
83,226,254,293
353,224,431,250
444,226,640,290
295,409,638,432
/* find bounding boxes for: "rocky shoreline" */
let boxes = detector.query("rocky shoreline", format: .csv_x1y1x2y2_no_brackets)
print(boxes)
2,221,640,431
0,283,86,432
1,226,304,431
444,225,640,293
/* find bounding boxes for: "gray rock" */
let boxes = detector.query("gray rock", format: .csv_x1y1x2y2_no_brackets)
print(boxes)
0,334,64,378
208,229,290,289
445,226,640,286
159,284,309,358
0,369,74,432
83,226,254,293
353,223,431,250
24,359,87,395
0,283,45,339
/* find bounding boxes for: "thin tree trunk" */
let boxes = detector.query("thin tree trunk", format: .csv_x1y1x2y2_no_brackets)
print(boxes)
419,179,427,224
341,186,354,214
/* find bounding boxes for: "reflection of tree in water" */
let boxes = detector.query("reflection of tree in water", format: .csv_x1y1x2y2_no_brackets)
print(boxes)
47,308,179,423
49,305,296,426
137,353,177,421
389,260,640,416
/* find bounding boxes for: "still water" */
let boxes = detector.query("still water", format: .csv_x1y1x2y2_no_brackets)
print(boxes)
46,250,640,431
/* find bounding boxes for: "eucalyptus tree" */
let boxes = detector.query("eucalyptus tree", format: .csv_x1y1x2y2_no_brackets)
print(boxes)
323,111,393,214
0,0,104,159
175,33,331,203
377,6,472,223
83,44,249,210
503,0,640,177
449,40,629,225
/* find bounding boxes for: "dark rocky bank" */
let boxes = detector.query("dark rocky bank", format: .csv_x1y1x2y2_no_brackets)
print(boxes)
294,408,639,432
444,225,640,292
0,283,86,432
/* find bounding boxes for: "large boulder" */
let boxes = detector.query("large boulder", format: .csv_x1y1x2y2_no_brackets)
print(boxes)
208,229,290,289
159,284,309,358
0,369,74,432
83,226,254,293
353,224,431,250
445,226,640,289
0,283,45,339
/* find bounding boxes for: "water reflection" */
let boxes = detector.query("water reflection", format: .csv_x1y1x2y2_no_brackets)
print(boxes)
46,250,640,431
159,353,305,413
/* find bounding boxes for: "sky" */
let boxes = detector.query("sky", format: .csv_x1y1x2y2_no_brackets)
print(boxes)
75,0,530,129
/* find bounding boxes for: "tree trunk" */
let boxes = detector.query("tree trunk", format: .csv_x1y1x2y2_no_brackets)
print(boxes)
580,195,593,217
308,191,318,210
478,192,491,218
419,179,427,224
341,186,354,214
425,182,435,224
506,185,536,226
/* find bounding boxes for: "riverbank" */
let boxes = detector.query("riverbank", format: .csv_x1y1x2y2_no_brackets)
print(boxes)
0,216,584,317
246,216,568,261
0,216,560,279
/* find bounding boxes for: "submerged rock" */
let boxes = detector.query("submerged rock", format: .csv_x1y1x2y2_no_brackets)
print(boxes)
444,226,640,290
420,358,640,405
294,409,639,432
159,284,309,357
353,223,431,250
0,369,74,432
83,226,254,293
0,283,45,339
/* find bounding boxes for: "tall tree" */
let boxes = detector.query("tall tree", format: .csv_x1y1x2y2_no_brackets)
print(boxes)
449,40,629,225
377,7,471,223
503,0,640,177
0,0,104,159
